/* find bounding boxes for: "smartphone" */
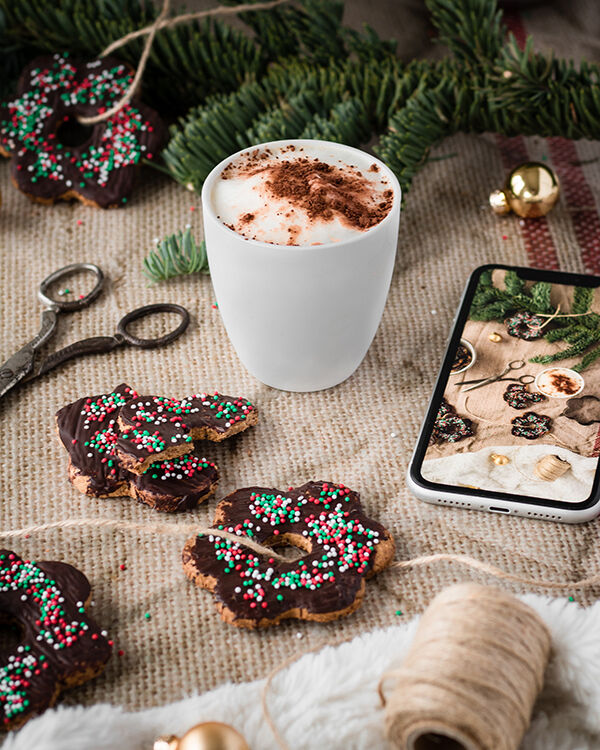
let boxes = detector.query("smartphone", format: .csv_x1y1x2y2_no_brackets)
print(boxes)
407,264,600,523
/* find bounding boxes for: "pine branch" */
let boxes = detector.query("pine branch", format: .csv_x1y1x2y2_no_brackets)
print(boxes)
504,270,525,296
573,286,594,314
143,227,209,284
0,0,364,115
529,281,552,313
4,0,600,203
473,271,600,371
574,344,600,373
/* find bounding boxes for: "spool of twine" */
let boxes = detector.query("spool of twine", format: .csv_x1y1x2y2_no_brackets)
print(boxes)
380,583,551,750
534,454,571,481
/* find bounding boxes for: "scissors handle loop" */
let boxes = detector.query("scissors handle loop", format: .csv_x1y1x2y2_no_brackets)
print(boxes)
116,303,190,348
38,263,105,312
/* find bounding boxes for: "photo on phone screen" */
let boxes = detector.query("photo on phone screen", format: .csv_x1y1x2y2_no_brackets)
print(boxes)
416,265,600,507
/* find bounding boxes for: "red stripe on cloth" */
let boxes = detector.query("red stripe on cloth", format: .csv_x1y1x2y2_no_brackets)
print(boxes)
547,137,600,274
493,13,560,270
495,135,561,269
502,11,528,48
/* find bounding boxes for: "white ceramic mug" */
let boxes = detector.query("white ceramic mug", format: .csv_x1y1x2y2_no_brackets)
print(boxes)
201,139,401,392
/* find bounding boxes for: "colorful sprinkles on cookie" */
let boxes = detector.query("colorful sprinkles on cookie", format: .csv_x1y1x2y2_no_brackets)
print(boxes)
182,481,394,628
0,551,111,729
0,53,166,207
504,311,544,340
56,384,256,511
503,383,546,410
511,411,552,439
431,398,474,444
116,391,258,473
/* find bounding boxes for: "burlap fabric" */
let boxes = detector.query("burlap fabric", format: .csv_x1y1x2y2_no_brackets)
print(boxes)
1,0,600,715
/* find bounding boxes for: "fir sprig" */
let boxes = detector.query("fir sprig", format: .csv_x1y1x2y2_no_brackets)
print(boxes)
143,227,209,284
2,0,599,199
471,271,600,372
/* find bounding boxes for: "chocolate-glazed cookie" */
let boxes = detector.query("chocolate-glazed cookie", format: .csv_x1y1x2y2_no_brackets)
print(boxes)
182,481,395,629
66,453,219,513
0,551,111,730
57,384,220,511
0,53,167,208
56,382,139,497
116,391,258,474
56,383,138,497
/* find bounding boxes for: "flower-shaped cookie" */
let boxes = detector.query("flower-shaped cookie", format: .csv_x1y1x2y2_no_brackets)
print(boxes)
0,550,111,730
504,312,544,340
503,383,547,410
56,384,258,512
182,481,395,628
511,411,552,439
431,398,474,443
0,53,167,207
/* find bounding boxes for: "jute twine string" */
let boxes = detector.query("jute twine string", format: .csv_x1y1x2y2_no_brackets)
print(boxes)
78,0,289,125
0,517,289,562
1,519,594,750
379,583,552,750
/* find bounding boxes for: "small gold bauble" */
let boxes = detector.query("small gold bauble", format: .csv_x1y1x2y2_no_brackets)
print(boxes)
490,161,560,219
178,722,250,750
488,332,503,343
489,189,511,215
154,737,179,750
490,453,510,466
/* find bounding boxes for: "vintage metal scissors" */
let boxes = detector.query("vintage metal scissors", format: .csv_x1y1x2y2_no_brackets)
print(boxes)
0,262,190,400
458,359,535,392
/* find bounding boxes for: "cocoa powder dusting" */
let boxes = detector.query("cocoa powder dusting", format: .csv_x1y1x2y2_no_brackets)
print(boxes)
262,157,392,231
549,373,580,395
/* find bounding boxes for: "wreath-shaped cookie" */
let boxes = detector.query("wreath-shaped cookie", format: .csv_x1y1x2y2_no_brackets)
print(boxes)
511,411,552,440
182,481,395,628
0,550,111,730
56,383,258,512
503,383,547,410
504,311,544,341
431,398,474,443
0,53,167,207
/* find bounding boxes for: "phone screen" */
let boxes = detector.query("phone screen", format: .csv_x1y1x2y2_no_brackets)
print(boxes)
416,265,600,508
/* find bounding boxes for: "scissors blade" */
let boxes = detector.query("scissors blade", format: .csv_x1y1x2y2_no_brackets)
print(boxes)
0,310,57,399
461,377,499,392
0,343,36,398
456,376,486,386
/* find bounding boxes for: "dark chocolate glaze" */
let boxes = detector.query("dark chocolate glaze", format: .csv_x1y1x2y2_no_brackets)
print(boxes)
183,481,393,627
129,454,219,511
116,391,257,469
0,551,111,729
57,384,220,511
0,54,167,208
56,383,138,495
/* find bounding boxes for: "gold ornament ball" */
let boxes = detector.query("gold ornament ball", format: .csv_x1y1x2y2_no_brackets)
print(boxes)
488,332,503,343
490,453,510,466
178,723,250,750
490,161,560,218
489,189,511,215
154,738,179,750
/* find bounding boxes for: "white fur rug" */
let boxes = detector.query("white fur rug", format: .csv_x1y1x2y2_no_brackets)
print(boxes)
3,594,600,750
421,445,596,502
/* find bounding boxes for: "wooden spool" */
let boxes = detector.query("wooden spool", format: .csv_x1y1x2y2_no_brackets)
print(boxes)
534,454,571,482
